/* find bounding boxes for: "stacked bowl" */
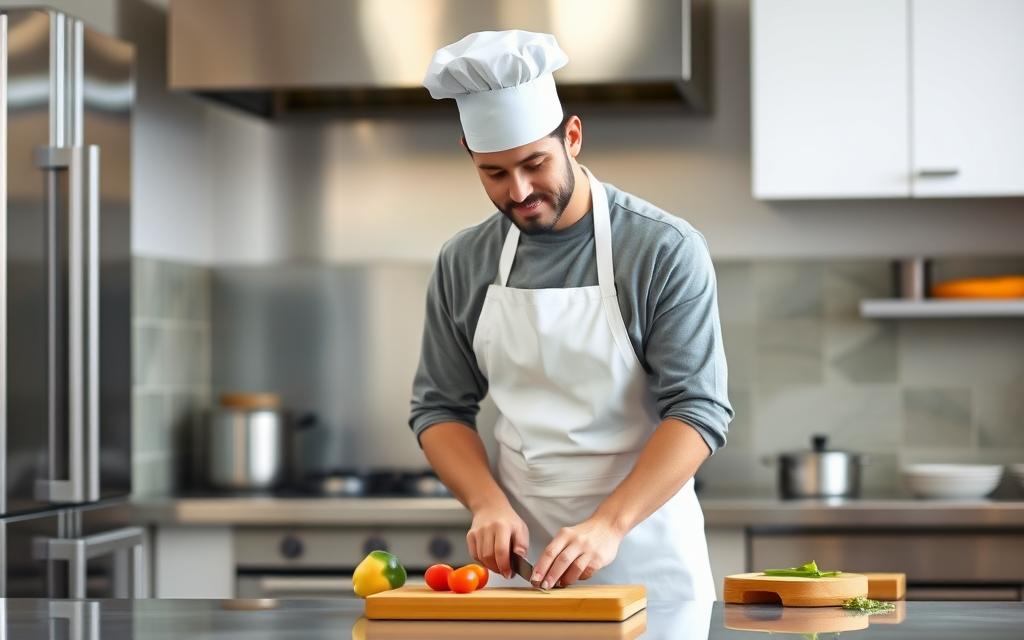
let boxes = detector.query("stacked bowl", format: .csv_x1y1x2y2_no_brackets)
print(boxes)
901,464,1004,499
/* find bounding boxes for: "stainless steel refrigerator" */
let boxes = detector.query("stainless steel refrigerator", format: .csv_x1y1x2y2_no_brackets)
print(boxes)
0,8,142,598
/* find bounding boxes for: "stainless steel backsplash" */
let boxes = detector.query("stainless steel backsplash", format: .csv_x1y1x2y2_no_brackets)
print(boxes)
210,262,499,475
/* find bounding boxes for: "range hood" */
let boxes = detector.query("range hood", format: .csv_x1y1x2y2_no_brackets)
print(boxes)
168,0,710,118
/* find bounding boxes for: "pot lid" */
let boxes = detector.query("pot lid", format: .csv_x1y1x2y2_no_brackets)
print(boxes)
781,434,862,458
219,392,281,410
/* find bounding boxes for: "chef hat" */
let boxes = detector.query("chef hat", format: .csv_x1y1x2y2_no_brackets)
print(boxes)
423,30,568,153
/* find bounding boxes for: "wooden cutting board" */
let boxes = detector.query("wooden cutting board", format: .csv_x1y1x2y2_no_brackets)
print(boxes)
863,572,906,601
723,573,868,607
364,585,647,622
353,609,648,639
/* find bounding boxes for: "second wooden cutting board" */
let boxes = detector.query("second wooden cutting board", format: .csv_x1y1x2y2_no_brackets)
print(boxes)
723,573,868,607
364,585,647,621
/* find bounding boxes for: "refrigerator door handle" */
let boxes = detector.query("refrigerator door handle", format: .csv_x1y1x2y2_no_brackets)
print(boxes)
0,13,7,516
85,144,100,503
33,525,147,599
32,144,101,505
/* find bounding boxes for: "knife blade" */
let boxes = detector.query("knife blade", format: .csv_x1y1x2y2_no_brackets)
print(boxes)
510,553,550,593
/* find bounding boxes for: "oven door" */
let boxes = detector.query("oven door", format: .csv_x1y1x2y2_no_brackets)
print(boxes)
237,574,353,599
236,573,426,599
233,526,468,599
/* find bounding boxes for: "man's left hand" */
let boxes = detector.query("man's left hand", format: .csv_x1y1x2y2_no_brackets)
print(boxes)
531,517,625,589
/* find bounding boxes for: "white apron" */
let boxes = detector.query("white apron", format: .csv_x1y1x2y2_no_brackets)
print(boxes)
471,168,715,602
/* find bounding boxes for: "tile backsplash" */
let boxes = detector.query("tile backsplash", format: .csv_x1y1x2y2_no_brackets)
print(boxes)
131,257,212,496
698,258,1024,497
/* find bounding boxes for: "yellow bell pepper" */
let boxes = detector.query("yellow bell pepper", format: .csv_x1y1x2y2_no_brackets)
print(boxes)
352,550,407,598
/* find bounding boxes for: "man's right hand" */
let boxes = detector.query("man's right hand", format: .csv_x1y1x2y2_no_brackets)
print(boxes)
418,423,529,580
467,502,530,580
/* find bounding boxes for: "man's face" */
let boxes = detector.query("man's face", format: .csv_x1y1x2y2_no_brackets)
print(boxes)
471,137,575,235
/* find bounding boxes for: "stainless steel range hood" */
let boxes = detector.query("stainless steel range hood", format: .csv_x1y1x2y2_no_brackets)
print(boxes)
168,0,710,118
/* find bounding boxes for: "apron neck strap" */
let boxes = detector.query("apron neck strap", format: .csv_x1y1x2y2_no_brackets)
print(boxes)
497,166,616,296
586,167,616,297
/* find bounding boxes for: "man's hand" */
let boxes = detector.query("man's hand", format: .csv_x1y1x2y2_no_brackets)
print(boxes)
467,502,530,580
529,420,711,589
419,423,530,580
531,517,625,589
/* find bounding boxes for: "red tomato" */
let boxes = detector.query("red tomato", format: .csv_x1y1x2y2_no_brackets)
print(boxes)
424,564,453,591
464,563,489,589
447,566,480,594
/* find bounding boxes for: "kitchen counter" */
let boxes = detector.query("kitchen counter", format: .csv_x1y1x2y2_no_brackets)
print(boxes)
126,495,1024,528
3,599,1021,639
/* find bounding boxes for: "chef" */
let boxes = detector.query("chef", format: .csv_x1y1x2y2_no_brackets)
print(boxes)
410,30,732,601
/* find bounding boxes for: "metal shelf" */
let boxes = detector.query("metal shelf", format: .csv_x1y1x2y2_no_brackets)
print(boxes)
860,299,1024,319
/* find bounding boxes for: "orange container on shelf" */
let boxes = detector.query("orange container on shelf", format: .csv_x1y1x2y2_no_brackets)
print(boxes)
931,276,1024,299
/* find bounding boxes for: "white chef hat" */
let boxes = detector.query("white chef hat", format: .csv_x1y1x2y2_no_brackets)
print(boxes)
423,30,568,153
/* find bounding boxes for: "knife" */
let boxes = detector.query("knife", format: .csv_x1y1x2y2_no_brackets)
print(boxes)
510,553,550,593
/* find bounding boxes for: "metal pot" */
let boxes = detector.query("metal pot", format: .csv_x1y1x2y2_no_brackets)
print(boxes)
774,435,864,499
204,393,289,491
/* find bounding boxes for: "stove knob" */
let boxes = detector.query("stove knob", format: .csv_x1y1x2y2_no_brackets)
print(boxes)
363,536,388,555
428,537,452,560
280,535,304,560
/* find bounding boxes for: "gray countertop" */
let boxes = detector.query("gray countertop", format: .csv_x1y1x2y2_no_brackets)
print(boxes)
4,599,1022,639
126,495,1024,528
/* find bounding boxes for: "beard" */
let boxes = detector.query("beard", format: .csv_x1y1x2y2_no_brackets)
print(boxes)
495,148,576,235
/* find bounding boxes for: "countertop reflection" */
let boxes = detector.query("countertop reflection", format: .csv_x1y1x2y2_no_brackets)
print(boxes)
2,599,1022,639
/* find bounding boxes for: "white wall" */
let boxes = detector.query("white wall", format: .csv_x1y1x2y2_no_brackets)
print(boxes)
121,0,213,263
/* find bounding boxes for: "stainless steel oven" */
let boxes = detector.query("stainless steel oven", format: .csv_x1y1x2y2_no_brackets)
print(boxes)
233,525,471,599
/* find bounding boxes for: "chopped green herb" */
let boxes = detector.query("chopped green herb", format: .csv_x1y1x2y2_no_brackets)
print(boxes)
762,560,842,578
842,596,896,613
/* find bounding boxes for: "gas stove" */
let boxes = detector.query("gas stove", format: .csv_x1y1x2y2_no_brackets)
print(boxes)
289,468,452,498
191,468,452,499
231,468,467,599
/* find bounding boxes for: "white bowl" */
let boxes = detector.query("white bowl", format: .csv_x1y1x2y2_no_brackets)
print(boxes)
903,464,1003,476
901,464,1003,499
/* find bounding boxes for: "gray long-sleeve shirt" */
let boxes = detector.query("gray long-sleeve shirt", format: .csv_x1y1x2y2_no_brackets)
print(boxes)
409,180,733,453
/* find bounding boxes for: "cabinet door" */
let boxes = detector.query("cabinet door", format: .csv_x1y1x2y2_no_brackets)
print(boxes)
912,0,1024,196
752,0,910,199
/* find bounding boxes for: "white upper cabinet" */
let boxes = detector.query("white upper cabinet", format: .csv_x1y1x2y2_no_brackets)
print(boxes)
752,0,909,199
912,0,1024,197
753,0,1024,199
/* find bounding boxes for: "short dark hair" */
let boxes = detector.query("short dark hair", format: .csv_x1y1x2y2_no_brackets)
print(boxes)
547,114,572,142
462,114,574,155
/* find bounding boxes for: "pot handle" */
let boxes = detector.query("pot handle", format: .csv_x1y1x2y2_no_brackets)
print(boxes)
812,434,829,452
295,412,319,430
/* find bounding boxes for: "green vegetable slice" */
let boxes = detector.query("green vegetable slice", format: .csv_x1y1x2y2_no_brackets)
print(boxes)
762,560,842,578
